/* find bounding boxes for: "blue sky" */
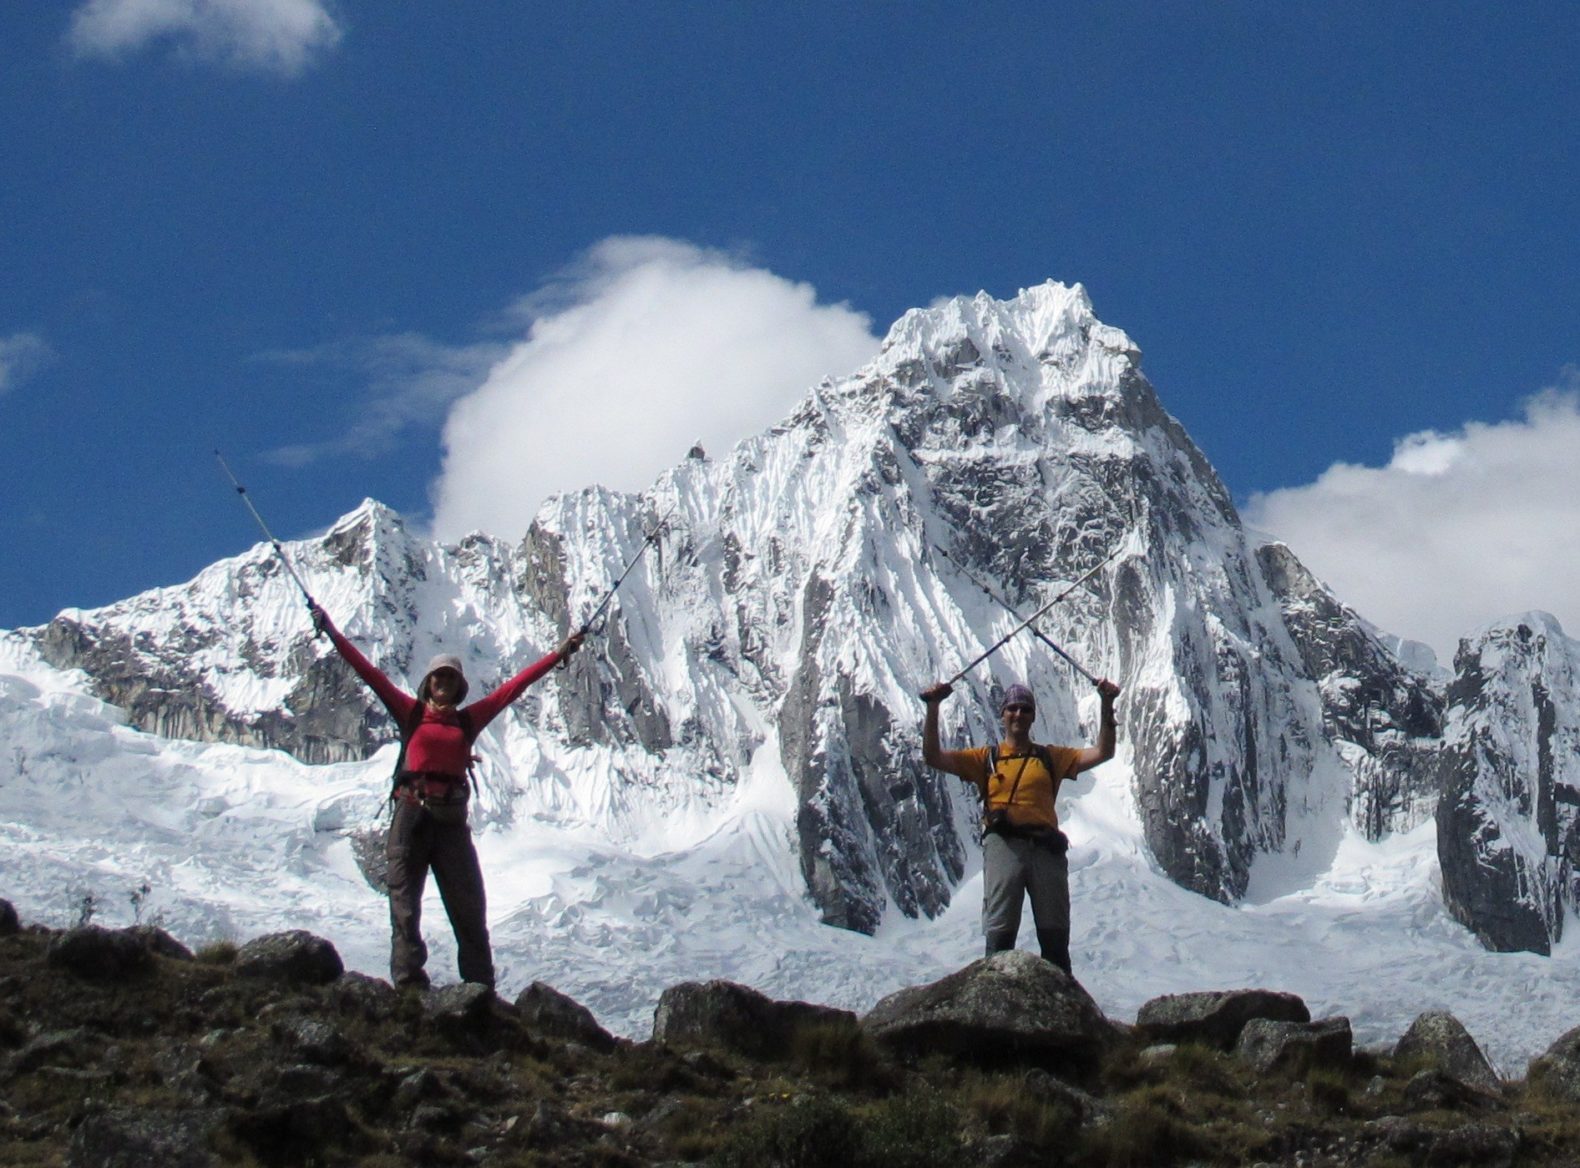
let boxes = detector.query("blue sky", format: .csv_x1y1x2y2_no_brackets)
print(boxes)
3,2,1578,659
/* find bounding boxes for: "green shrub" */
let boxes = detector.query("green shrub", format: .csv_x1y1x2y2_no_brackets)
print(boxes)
1306,1066,1352,1114
1161,1042,1240,1097
710,1093,860,1168
860,1086,964,1168
195,939,238,965
964,1074,1080,1146
789,1019,887,1090
1081,1087,1201,1168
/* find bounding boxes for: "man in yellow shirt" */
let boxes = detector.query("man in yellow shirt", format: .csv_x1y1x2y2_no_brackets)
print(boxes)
921,678,1120,974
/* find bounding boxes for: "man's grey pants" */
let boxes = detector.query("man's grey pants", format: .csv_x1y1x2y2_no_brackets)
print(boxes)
981,831,1071,973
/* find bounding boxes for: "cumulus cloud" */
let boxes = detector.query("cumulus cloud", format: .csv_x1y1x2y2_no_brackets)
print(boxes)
1243,376,1580,663
257,333,508,467
0,333,54,398
430,237,881,542
67,0,341,74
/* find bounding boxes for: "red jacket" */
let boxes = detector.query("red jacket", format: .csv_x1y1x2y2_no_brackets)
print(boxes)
324,619,564,778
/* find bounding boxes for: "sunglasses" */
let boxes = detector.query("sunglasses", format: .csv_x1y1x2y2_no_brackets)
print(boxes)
1003,703,1034,714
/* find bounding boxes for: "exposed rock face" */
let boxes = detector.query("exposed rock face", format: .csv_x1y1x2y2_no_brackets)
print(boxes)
516,981,618,1052
68,1107,220,1168
1257,542,1444,839
1527,1023,1580,1102
1435,614,1580,954
235,930,344,985
652,979,856,1060
46,926,156,981
861,949,1117,1073
1135,987,1310,1050
1394,1010,1502,1096
1235,1016,1352,1075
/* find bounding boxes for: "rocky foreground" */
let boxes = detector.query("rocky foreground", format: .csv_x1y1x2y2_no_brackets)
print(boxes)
3,900,1580,1167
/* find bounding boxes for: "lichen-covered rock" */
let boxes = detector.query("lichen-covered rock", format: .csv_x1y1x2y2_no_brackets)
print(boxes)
861,950,1117,1072
277,1017,353,1067
68,1107,220,1168
1234,1016,1352,1075
1135,988,1310,1050
516,981,617,1052
234,930,344,984
1527,1023,1580,1102
326,971,397,1022
1394,1010,1501,1096
424,981,494,1021
1417,1121,1520,1167
653,978,856,1060
5,1027,102,1075
1401,1069,1505,1114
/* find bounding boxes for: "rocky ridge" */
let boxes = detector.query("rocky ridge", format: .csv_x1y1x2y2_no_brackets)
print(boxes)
3,899,1578,1167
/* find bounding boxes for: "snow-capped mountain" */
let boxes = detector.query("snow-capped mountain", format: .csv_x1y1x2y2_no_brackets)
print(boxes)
4,282,1578,1066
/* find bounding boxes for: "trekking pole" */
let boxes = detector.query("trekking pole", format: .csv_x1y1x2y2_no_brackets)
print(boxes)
214,451,317,607
922,537,1127,698
577,502,678,637
934,543,1101,686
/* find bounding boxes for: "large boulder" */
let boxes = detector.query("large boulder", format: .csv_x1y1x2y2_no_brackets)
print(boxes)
1135,988,1309,1050
422,982,508,1051
1235,1016,1352,1075
1393,1011,1501,1096
47,927,155,981
860,951,1117,1073
126,925,194,961
653,979,856,1060
68,1107,220,1168
1527,1023,1580,1102
234,931,343,985
0,899,19,936
326,971,397,1022
516,981,617,1053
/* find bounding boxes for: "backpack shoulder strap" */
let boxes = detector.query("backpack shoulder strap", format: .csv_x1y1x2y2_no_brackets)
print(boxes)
1034,743,1067,781
389,702,427,798
458,708,479,797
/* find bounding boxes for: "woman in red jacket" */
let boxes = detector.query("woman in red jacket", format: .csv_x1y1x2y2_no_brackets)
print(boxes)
311,602,583,989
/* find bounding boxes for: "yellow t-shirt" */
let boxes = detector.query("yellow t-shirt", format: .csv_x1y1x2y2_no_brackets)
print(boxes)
957,743,1082,831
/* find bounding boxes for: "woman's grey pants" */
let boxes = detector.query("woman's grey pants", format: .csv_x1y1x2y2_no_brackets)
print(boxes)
386,800,494,988
981,831,1071,973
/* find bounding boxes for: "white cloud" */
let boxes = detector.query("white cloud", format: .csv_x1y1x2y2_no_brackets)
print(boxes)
1243,376,1580,663
0,333,54,398
67,0,341,75
430,237,881,542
